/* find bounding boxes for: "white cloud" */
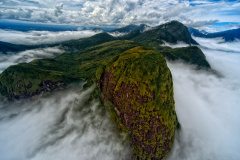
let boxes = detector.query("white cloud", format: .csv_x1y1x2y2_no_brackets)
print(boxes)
161,41,190,48
108,31,128,37
0,29,100,74
0,47,64,73
166,38,240,159
184,19,219,28
54,3,64,17
0,84,130,160
0,29,98,45
193,37,240,53
0,0,240,27
0,23,240,160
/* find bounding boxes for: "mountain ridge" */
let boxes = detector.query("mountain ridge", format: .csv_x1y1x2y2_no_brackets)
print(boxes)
0,20,210,160
110,24,149,33
188,27,240,41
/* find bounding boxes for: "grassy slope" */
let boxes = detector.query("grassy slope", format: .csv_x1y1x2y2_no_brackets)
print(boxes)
0,20,212,99
61,21,210,69
124,35,211,69
127,21,198,45
144,44,211,69
61,32,116,53
0,40,138,99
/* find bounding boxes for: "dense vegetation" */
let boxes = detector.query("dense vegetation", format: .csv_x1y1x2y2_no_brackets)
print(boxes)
125,21,198,45
0,40,138,99
97,46,178,159
0,20,211,159
0,41,57,54
61,32,116,53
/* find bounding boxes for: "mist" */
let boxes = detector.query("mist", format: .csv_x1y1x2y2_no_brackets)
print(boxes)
108,32,128,37
0,47,64,73
161,41,189,48
193,37,240,53
0,84,131,160
0,29,240,160
0,29,99,45
166,37,240,160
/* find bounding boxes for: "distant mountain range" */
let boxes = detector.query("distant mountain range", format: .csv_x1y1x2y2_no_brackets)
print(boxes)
188,27,240,42
110,24,149,33
0,20,116,32
1,21,209,69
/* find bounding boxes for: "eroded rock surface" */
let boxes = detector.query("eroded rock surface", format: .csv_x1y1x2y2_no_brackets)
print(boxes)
97,46,179,159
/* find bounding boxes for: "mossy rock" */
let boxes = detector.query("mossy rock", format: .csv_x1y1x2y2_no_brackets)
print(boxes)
98,46,178,159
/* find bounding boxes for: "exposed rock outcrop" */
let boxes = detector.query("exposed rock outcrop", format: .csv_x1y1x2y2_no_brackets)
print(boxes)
0,40,180,159
97,46,179,159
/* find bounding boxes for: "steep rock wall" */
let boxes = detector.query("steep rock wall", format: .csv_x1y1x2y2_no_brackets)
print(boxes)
97,46,179,159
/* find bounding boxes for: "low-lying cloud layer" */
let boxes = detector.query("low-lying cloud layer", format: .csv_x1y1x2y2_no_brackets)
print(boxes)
0,29,98,45
0,29,240,159
161,41,190,48
0,47,64,73
194,37,240,53
0,29,101,74
166,38,240,159
0,84,131,160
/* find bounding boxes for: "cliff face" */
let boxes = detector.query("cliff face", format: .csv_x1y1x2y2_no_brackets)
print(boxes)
97,47,178,159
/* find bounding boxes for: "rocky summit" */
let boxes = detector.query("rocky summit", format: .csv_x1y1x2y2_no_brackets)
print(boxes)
97,46,179,159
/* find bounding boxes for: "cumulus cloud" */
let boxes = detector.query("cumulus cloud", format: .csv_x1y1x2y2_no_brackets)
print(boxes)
55,3,63,17
0,29,98,45
0,84,131,160
165,38,240,159
226,23,240,30
184,19,219,28
0,0,240,27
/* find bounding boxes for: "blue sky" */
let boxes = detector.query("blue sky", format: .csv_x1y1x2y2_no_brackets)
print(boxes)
0,0,239,31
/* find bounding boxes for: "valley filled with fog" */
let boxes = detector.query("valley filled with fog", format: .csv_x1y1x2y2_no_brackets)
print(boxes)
0,30,240,159
0,84,131,160
0,29,98,45
166,37,240,160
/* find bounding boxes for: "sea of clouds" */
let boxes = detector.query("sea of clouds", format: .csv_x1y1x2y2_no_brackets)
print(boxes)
0,84,131,160
0,29,101,73
166,37,240,160
0,47,64,73
0,29,240,160
0,29,99,45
